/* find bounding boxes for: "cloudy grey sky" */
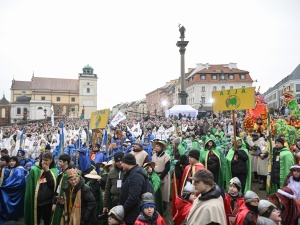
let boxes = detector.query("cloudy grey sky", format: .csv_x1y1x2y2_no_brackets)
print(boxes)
0,0,299,110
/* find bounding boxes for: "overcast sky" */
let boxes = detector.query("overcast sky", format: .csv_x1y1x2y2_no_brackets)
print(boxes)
0,0,299,110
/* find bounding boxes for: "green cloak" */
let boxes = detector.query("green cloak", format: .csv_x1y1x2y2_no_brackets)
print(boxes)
24,164,58,225
269,147,295,194
148,171,163,216
200,138,225,187
192,140,200,151
225,138,251,194
51,170,69,225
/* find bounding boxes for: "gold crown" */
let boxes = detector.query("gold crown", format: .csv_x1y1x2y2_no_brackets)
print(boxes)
67,168,79,178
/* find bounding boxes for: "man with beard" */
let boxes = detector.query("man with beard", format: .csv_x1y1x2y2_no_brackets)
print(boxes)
90,143,106,163
235,191,260,225
103,152,125,213
130,141,149,167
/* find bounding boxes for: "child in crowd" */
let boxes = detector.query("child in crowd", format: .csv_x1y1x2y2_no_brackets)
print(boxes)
173,181,196,225
224,177,244,225
108,205,125,225
143,162,164,215
134,192,166,225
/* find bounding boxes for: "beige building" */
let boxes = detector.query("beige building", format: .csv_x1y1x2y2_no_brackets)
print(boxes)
10,65,98,120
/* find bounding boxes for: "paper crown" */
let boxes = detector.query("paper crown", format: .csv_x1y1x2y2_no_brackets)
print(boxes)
67,168,80,178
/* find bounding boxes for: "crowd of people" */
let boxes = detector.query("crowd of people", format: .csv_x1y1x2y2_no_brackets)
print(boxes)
0,111,299,225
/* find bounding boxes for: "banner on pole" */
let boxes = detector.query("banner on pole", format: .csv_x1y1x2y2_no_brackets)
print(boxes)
89,109,110,129
212,87,255,111
110,111,126,127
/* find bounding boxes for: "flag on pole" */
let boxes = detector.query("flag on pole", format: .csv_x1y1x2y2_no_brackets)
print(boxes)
59,122,64,155
110,111,126,127
19,125,25,149
51,105,54,127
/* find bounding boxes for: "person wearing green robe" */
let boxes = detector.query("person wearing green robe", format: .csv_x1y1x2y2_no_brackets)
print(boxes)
200,138,225,188
51,154,71,225
143,162,164,216
269,137,295,194
225,137,251,194
191,134,200,151
24,152,58,225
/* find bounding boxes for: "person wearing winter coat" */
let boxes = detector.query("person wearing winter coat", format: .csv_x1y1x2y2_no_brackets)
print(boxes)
134,192,166,225
61,168,96,225
119,154,148,225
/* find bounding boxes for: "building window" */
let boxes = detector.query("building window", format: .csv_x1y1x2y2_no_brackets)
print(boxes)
230,86,233,89
222,86,225,90
87,88,90,93
201,86,205,92
38,107,43,110
213,86,217,91
57,97,61,102
200,75,206,80
296,84,300,92
87,82,90,85
201,97,205,104
240,74,246,79
229,74,234,80
41,96,45,100
17,108,21,114
1,108,5,118
71,97,75,102
242,86,245,88
212,75,217,80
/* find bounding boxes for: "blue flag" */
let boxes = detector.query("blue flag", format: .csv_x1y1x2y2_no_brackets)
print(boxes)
19,125,25,148
59,122,64,155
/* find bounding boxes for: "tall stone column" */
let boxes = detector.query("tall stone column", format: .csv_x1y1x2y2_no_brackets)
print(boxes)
176,25,189,105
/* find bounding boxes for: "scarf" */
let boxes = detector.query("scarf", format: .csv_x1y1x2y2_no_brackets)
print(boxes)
137,211,159,225
63,189,81,225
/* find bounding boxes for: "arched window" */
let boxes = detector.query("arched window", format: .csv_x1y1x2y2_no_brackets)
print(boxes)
213,86,217,91
1,108,5,118
38,107,43,110
222,86,225,90
201,86,205,92
17,108,21,115
87,88,90,94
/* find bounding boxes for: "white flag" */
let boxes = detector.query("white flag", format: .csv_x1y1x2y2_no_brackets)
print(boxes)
110,111,126,127
51,105,54,127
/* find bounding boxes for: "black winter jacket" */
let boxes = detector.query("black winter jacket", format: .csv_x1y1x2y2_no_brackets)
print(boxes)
119,165,147,224
63,177,96,225
231,149,249,174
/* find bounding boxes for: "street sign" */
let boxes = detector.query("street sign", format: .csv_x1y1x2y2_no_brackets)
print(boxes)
212,87,255,111
90,108,110,129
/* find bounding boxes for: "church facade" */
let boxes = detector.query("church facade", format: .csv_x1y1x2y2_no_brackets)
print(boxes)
10,65,98,122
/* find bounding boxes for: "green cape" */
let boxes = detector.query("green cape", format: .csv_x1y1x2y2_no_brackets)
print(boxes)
24,164,58,225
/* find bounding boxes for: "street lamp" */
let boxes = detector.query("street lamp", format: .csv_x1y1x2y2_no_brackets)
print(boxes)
44,109,47,121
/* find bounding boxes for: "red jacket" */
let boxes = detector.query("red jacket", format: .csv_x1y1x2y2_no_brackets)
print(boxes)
134,213,166,225
224,193,244,225
173,196,193,225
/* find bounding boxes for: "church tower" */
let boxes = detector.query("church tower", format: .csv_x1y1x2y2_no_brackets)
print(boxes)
78,64,98,119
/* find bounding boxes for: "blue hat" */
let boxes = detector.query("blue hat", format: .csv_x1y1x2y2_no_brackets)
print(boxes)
140,203,156,211
18,149,25,156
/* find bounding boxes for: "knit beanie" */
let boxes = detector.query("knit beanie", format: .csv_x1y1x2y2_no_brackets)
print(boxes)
141,203,156,211
122,154,136,165
275,138,284,146
188,150,200,160
113,152,124,162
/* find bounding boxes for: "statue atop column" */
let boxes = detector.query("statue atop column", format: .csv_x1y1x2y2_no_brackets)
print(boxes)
178,24,186,39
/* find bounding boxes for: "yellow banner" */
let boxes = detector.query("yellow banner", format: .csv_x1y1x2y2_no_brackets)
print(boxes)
212,87,255,111
89,109,110,129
